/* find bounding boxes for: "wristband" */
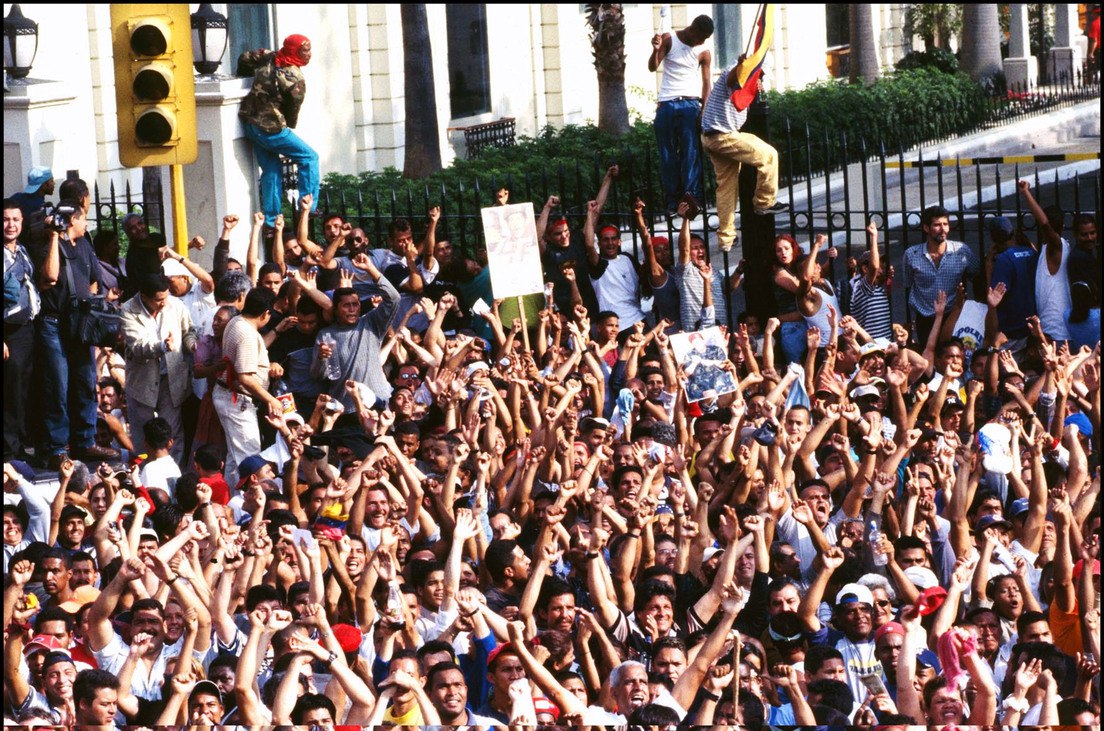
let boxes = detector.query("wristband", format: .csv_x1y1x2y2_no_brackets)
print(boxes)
322,650,337,669
166,574,179,585
1001,695,1029,714
461,608,479,618
586,552,601,560
210,557,219,564
699,688,721,702
628,531,642,538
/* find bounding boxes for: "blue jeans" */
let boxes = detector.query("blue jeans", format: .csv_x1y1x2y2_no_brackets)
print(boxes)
245,123,320,226
655,98,703,210
779,320,808,367
36,316,97,454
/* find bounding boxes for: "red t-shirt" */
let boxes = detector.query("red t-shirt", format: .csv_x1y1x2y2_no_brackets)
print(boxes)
200,474,231,505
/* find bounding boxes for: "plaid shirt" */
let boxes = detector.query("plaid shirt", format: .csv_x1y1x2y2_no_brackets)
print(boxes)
900,240,979,317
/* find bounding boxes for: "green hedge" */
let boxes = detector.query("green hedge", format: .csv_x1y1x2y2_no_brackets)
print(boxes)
318,68,993,247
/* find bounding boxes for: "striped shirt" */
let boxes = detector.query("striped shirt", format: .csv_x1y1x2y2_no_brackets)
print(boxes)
850,275,892,339
700,64,748,134
675,263,726,331
900,240,980,318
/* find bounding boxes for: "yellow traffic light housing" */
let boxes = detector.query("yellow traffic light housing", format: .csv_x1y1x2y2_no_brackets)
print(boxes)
111,5,197,167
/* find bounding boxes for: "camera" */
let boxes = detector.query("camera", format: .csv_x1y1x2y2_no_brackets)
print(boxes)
50,204,77,232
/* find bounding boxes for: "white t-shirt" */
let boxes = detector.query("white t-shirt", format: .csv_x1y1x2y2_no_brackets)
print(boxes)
1035,239,1071,341
139,455,182,494
592,255,646,330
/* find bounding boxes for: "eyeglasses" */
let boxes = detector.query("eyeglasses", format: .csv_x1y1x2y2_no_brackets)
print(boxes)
399,373,419,380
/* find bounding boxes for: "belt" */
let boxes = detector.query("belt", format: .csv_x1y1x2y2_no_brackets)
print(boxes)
703,129,724,137
214,381,250,397
661,96,700,103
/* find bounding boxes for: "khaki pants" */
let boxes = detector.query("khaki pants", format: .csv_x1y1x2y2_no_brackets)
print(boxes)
702,131,779,254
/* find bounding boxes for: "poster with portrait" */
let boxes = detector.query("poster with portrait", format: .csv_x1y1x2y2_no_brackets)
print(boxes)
669,326,739,403
482,202,545,299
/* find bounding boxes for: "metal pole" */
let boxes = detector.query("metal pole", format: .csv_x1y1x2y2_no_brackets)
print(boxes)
171,164,188,254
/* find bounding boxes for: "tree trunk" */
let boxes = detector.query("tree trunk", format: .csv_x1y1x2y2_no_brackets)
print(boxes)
586,4,631,137
849,4,879,85
401,4,442,179
960,4,1003,82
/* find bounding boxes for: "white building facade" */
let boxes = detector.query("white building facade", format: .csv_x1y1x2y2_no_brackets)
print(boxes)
5,3,915,255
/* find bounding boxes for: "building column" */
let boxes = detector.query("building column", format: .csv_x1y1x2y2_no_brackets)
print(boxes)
1003,4,1037,89
1047,4,1083,83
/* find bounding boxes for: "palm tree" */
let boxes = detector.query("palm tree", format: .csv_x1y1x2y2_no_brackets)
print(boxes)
401,4,442,179
849,4,879,84
903,4,962,51
960,4,1003,82
585,3,631,137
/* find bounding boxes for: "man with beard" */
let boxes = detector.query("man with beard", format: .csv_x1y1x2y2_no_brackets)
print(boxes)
426,661,500,728
798,547,881,705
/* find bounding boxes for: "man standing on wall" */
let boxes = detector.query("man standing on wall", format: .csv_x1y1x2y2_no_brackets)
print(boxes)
649,15,713,216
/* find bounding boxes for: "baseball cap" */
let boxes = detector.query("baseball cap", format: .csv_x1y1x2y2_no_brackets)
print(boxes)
904,566,939,590
873,621,905,642
189,679,223,705
466,361,490,377
331,624,362,654
161,258,192,279
942,393,965,412
24,166,53,194
972,514,1013,533
916,586,948,616
533,696,561,720
1065,412,1093,438
1008,497,1031,520
988,216,1015,238
236,455,269,489
859,342,886,359
851,384,880,400
581,416,611,432
702,546,724,565
835,583,875,608
917,648,942,671
39,651,76,672
58,585,101,614
486,642,518,670
24,635,69,656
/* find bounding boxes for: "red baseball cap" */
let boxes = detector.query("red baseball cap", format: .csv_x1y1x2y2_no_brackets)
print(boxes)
486,642,518,670
24,635,69,656
1073,558,1101,581
533,696,561,720
874,621,906,642
916,586,948,616
332,624,362,654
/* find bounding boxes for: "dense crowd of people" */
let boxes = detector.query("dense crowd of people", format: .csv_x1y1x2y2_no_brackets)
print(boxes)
2,40,1102,727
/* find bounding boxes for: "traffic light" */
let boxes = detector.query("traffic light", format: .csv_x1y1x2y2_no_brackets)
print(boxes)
110,4,197,168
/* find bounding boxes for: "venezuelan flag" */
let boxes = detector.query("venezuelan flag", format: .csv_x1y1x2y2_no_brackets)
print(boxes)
729,3,774,112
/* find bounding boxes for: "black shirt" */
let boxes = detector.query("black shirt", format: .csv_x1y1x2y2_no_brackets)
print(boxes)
541,232,598,314
37,235,102,317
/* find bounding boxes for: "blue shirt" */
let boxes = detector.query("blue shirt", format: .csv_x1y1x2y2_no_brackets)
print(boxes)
990,245,1038,338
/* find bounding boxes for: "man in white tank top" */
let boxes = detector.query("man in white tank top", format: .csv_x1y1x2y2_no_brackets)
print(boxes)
648,15,714,215
1017,180,1072,342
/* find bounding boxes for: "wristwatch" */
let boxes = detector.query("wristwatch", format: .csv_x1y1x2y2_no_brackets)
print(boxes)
322,650,337,669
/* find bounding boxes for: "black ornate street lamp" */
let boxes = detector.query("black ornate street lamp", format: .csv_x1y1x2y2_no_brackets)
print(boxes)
190,3,228,75
3,4,39,79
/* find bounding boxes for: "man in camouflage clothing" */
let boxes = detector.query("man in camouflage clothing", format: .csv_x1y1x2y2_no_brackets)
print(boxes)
238,34,319,226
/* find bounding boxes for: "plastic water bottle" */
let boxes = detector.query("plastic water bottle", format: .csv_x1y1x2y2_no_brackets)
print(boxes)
319,332,341,381
386,580,404,620
869,520,888,566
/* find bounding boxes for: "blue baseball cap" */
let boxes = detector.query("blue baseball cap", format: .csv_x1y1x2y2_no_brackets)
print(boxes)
1065,412,1093,438
988,216,1014,238
1009,497,1031,520
236,455,270,488
24,166,53,194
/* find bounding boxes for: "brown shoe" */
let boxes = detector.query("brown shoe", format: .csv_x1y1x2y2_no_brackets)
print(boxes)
73,445,121,461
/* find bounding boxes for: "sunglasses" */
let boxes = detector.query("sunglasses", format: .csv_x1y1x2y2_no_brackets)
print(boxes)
874,599,892,608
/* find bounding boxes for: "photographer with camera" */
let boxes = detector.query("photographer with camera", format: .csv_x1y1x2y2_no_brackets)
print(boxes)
4,199,41,461
35,200,119,467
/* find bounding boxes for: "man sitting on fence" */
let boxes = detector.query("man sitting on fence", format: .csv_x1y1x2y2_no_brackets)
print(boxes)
700,61,787,259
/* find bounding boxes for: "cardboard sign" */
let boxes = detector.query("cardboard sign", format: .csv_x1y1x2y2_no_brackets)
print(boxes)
482,203,545,299
669,326,739,403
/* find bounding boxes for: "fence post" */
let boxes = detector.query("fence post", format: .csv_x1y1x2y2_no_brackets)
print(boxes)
739,93,778,324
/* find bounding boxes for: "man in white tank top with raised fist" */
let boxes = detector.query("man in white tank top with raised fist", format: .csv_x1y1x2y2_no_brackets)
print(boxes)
649,15,714,216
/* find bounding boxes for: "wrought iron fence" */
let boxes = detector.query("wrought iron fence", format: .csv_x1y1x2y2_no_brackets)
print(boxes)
88,177,166,240
294,70,1099,326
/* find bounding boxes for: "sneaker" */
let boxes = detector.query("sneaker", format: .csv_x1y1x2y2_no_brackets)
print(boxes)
72,444,121,462
753,201,789,216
